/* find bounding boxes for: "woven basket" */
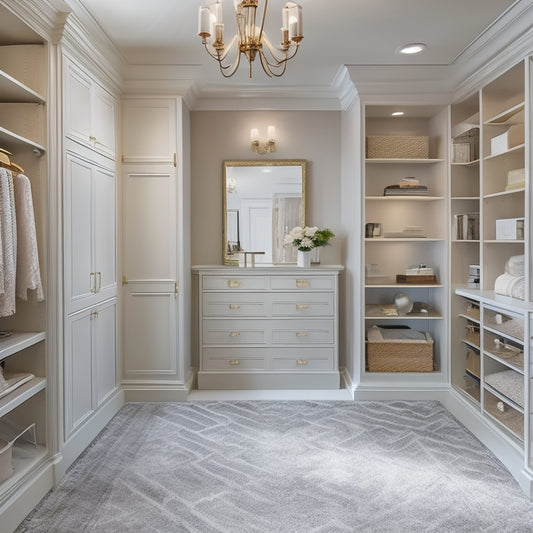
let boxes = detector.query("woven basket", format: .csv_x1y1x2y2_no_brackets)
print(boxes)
366,135,429,159
366,335,434,372
465,324,480,346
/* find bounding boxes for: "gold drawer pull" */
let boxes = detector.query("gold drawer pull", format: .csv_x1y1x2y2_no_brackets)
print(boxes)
229,304,241,309
227,280,241,288
296,279,310,288
296,332,308,337
296,304,308,310
230,331,241,337
229,360,240,365
297,359,308,366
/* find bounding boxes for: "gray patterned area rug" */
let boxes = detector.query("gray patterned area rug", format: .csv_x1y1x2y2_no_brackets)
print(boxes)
18,401,533,532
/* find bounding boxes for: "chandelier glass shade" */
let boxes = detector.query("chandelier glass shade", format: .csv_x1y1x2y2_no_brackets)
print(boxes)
198,0,303,78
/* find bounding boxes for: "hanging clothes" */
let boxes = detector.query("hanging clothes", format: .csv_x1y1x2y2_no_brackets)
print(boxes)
14,173,43,301
0,167,17,316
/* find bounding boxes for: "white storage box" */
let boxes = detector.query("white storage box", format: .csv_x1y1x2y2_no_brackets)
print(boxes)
505,168,525,191
490,125,524,156
496,218,524,240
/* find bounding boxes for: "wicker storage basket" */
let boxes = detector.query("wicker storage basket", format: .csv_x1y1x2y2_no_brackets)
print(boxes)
366,326,434,372
366,135,429,159
465,324,480,346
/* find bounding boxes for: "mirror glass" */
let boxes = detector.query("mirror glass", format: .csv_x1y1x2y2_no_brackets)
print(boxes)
223,160,306,265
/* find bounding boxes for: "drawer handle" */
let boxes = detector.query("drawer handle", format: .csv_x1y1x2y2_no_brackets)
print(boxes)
296,279,310,288
229,304,241,309
296,304,308,310
296,332,308,337
227,280,241,288
230,331,241,337
229,360,240,365
297,359,308,366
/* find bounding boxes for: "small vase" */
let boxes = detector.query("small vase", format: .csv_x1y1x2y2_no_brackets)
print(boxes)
297,250,311,268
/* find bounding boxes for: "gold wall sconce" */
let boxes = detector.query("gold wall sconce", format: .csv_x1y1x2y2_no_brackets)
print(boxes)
250,126,276,154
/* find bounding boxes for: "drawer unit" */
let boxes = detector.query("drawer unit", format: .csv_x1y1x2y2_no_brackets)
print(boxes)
271,292,334,317
194,266,343,389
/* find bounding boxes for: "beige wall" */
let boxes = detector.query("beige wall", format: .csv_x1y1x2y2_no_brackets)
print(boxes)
190,110,342,266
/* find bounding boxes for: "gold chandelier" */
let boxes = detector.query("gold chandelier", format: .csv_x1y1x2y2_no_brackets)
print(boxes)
197,0,303,78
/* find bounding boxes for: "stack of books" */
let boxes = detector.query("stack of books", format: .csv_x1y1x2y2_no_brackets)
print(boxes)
384,177,428,196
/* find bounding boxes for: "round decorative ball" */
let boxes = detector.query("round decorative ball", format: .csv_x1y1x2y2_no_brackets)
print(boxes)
393,292,413,315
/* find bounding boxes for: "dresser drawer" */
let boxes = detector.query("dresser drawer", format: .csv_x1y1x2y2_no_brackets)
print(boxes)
270,276,335,291
203,275,266,291
271,292,334,317
202,293,266,317
272,351,334,371
202,319,267,345
202,349,266,371
271,319,334,344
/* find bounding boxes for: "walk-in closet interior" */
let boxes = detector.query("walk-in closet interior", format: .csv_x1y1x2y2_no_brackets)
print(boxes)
0,0,533,530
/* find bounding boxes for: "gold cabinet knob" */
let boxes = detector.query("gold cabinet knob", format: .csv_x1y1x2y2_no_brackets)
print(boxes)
296,332,308,337
229,331,241,337
229,304,241,309
296,304,308,310
296,359,308,365
296,279,310,288
227,280,241,288
229,360,240,365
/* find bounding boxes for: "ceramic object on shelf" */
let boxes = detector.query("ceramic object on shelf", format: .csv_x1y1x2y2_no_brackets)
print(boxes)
297,250,311,267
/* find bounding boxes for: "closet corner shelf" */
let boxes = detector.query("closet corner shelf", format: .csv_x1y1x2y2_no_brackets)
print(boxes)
452,239,480,244
0,332,45,361
483,349,524,374
0,376,46,419
451,159,480,167
484,239,524,244
483,144,524,161
457,313,480,324
365,196,444,202
365,238,444,242
0,126,45,154
484,188,524,199
366,283,444,288
484,102,525,125
461,339,480,350
0,69,45,104
365,158,445,164
451,196,480,201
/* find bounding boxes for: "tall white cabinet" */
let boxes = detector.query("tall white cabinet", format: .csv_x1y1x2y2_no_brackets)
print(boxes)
61,54,122,468
121,97,192,401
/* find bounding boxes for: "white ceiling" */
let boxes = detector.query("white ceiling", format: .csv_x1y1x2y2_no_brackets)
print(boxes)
78,0,519,90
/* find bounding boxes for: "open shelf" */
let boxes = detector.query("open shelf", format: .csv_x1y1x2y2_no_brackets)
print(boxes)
484,102,525,125
0,332,45,361
0,377,46,418
0,69,45,104
0,125,45,154
365,158,445,164
484,188,524,199
0,441,47,493
483,143,524,161
365,196,444,201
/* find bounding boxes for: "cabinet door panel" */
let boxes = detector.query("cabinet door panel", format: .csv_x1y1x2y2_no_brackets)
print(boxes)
64,60,91,148
93,165,117,298
123,167,177,280
65,310,93,437
122,99,177,163
94,300,117,406
123,285,178,377
92,83,116,159
65,153,93,312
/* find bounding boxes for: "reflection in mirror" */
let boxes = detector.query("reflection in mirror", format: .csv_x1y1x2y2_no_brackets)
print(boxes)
223,160,306,265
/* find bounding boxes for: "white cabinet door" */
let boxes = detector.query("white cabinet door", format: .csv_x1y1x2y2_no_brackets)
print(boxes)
65,152,93,311
94,299,117,407
65,308,93,437
93,165,117,301
65,152,117,313
122,98,177,164
64,57,116,160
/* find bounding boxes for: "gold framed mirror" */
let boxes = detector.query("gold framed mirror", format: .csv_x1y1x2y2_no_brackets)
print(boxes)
223,160,306,265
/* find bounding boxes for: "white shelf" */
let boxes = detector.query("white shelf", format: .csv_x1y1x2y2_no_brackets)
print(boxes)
366,283,445,288
483,144,524,161
451,196,480,201
0,442,48,493
484,188,524,198
483,349,524,375
451,239,480,243
365,158,445,164
484,102,525,125
451,159,480,167
0,377,46,418
0,332,45,361
458,313,480,324
365,196,444,201
0,125,45,154
365,238,444,242
484,240,524,244
0,68,45,103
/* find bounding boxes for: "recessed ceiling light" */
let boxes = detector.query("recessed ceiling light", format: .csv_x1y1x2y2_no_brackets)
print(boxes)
392,111,404,116
399,43,427,55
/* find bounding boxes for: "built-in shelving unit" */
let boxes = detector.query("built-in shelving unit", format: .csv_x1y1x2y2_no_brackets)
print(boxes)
362,104,448,383
0,8,49,522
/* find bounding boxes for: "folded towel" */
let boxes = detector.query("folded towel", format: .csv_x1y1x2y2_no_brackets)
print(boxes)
505,254,524,277
494,272,525,300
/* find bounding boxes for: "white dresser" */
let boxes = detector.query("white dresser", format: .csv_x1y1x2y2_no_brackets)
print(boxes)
194,266,343,389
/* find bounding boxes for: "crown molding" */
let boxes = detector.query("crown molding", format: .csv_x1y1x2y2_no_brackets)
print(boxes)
60,0,124,93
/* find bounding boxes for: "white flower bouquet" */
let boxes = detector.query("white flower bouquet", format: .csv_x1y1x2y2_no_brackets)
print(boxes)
283,226,335,252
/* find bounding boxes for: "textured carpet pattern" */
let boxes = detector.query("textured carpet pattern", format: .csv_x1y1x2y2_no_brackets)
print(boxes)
18,401,533,532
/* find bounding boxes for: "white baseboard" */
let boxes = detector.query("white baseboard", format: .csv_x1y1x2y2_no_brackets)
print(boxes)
55,389,124,481
122,384,190,402
0,457,55,533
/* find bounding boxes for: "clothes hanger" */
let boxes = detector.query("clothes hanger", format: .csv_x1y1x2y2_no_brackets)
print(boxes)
0,147,24,175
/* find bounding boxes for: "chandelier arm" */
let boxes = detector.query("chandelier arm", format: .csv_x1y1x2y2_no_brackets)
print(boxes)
261,34,300,65
258,0,268,42
258,50,288,78
218,48,243,78
203,34,239,63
